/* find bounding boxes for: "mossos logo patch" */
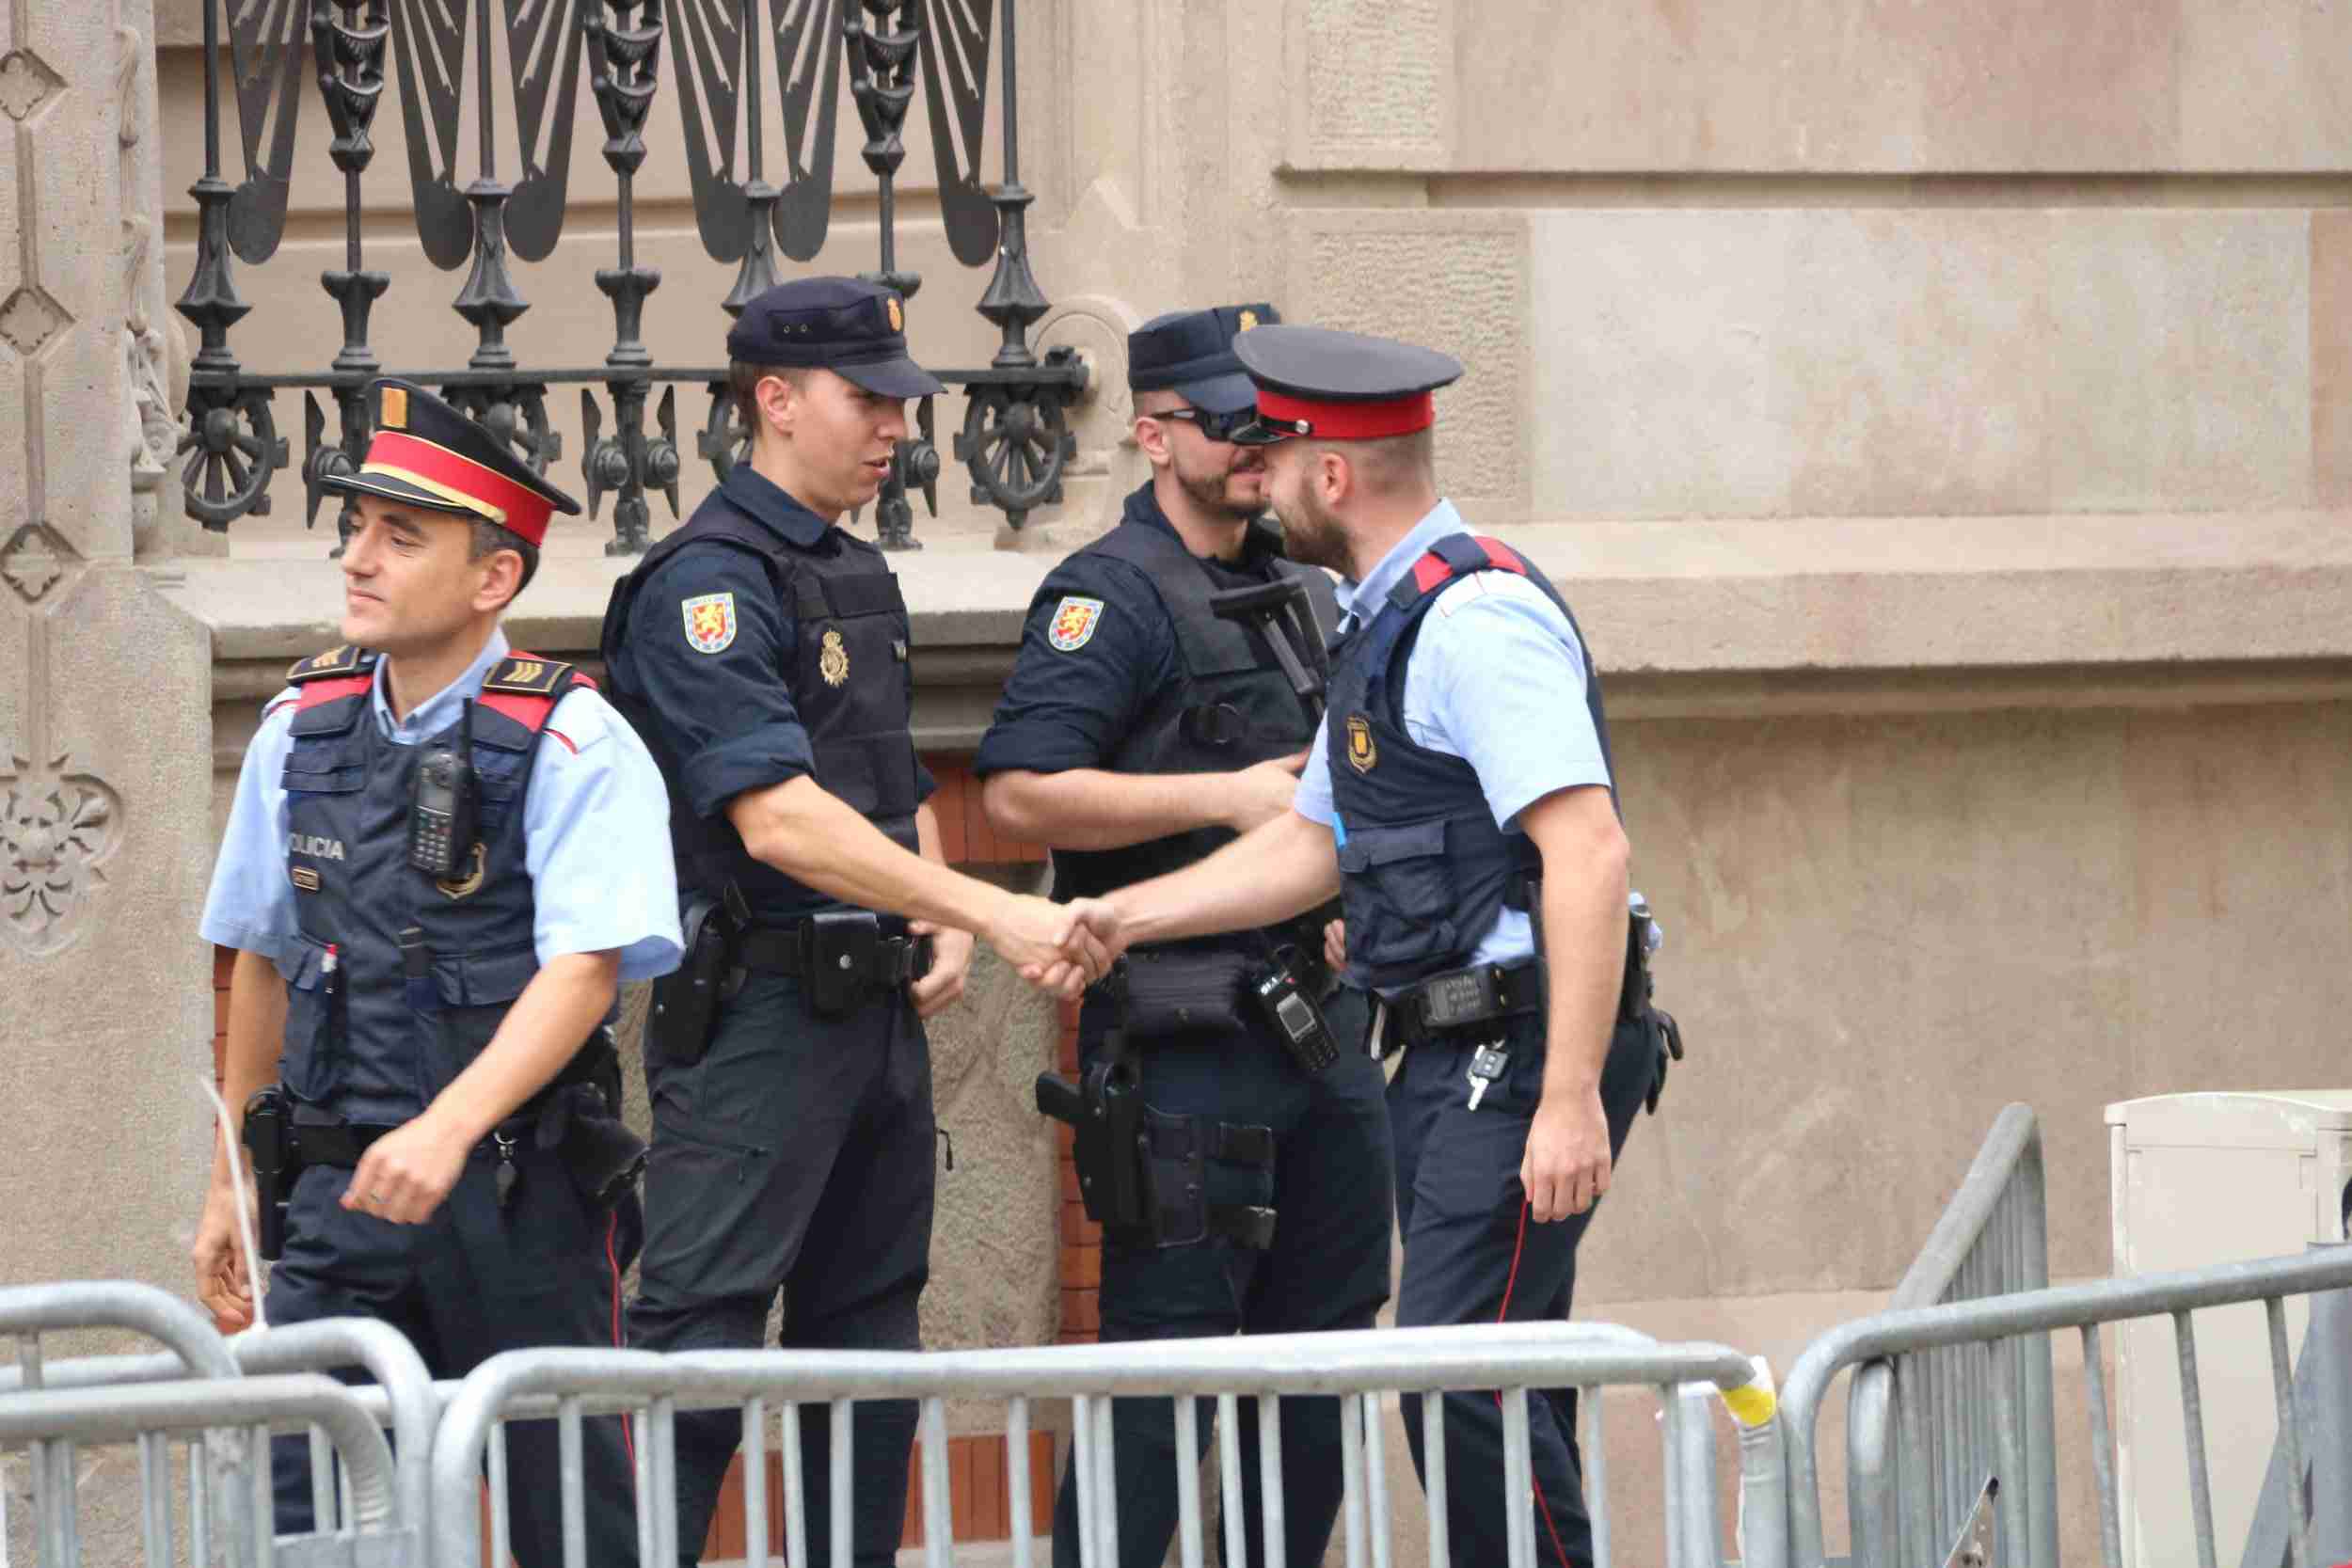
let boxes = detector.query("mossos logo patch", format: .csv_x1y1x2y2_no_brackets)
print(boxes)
289,833,346,862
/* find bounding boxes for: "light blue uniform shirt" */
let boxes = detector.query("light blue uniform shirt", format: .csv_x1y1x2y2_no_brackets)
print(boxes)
200,627,684,981
1295,499,1612,973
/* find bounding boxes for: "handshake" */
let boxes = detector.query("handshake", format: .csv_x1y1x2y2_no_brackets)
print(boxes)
982,894,1127,1001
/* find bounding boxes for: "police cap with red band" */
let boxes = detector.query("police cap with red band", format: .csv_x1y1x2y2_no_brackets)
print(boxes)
1228,325,1465,447
320,379,581,548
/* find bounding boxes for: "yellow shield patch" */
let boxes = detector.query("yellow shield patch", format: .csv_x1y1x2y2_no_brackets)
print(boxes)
1345,715,1377,773
1048,595,1104,652
681,592,737,655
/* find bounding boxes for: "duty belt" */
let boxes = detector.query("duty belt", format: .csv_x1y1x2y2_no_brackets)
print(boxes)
290,1118,526,1167
735,924,934,984
1389,958,1545,1049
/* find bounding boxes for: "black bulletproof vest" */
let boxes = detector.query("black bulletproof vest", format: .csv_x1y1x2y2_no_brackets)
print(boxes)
1049,514,1339,905
600,511,923,920
1325,532,1617,991
277,653,588,1124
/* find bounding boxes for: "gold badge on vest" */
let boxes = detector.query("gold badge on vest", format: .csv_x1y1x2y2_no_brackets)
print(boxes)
819,627,850,687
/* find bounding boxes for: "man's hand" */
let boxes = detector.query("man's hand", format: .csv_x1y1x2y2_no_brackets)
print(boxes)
907,920,975,1019
1019,897,1125,999
1519,1088,1613,1223
192,1178,257,1333
343,1115,475,1226
988,893,1113,999
1323,918,1346,974
1223,752,1308,833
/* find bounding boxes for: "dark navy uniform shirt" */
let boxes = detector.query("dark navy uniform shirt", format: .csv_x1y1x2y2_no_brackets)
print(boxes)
607,466,937,823
975,483,1292,777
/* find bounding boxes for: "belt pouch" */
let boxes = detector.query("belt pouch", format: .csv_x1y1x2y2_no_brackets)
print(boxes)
804,910,881,1018
1120,950,1253,1037
1136,1106,1209,1248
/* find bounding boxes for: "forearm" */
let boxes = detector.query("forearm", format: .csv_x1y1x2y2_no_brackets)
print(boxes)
212,948,288,1184
983,768,1224,850
416,952,620,1146
1107,810,1339,945
916,800,945,863
732,777,1013,934
1536,848,1629,1103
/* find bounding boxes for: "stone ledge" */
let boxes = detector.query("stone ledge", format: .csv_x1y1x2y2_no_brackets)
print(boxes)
166,509,2352,739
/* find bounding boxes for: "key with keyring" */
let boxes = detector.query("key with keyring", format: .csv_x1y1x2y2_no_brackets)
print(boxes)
1465,1044,1509,1111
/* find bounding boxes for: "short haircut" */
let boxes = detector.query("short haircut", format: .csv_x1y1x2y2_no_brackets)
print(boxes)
730,361,814,433
1316,428,1436,497
468,515,540,603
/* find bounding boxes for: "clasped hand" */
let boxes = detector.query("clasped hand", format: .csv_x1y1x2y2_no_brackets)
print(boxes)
987,894,1121,1000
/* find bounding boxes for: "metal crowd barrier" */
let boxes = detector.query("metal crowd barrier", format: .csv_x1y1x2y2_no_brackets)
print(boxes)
1837,1104,2057,1567
430,1322,1780,1568
0,1283,428,1568
1782,1246,2352,1568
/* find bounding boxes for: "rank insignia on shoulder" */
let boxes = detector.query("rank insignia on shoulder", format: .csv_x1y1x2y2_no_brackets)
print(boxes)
1048,595,1104,652
682,592,738,655
1346,714,1377,773
285,643,375,683
483,655,572,695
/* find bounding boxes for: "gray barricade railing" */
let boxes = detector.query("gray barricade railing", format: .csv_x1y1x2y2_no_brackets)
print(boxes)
1843,1103,2056,1568
0,1284,428,1568
1782,1245,2352,1568
429,1322,1781,1568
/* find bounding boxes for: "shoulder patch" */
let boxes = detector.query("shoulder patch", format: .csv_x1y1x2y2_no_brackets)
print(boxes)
482,653,577,696
285,643,377,683
682,592,738,654
1047,595,1104,652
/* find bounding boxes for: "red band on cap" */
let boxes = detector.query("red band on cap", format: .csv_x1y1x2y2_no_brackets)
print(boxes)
361,431,555,546
1256,388,1435,440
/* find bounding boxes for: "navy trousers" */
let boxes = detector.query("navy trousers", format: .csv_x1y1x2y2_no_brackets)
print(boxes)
267,1149,641,1568
1390,1011,1659,1568
628,973,934,1568
1052,988,1394,1568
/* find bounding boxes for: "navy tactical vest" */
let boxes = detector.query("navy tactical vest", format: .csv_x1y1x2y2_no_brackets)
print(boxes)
599,510,923,920
1049,507,1339,906
277,645,603,1124
1325,533,1617,990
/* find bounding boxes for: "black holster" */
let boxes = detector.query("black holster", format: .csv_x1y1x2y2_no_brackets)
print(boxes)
649,893,739,1064
1035,1038,1147,1231
535,1035,647,1209
241,1085,297,1262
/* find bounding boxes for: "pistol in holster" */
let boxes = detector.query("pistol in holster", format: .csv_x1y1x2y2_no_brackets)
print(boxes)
1622,896,1684,1115
1035,1038,1148,1232
241,1085,298,1262
648,891,742,1065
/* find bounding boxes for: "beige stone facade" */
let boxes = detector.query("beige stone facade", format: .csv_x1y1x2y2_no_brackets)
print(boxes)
8,0,2352,1560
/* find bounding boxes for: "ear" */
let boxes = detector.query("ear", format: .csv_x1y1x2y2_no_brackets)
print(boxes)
470,546,525,614
755,372,799,440
1317,448,1353,507
1132,409,1175,469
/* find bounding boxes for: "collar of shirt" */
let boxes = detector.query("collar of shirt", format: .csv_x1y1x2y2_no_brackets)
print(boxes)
1333,498,1466,630
722,463,832,548
369,626,511,744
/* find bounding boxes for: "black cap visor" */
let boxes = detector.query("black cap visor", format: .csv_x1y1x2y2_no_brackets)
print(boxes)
1227,414,1310,448
319,469,492,522
834,352,946,399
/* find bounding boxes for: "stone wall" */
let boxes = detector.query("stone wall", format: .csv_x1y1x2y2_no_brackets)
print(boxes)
75,0,2352,1561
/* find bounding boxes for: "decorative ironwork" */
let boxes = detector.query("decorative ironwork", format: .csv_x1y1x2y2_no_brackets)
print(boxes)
176,0,1086,551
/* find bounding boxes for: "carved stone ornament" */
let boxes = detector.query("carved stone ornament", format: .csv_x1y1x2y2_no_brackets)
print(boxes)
1,757,123,956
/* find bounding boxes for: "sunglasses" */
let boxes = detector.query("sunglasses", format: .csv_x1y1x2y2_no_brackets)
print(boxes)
1143,404,1256,444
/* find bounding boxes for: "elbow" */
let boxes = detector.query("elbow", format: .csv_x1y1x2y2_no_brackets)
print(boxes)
979,772,1041,844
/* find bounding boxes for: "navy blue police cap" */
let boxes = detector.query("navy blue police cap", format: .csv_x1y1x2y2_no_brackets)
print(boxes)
1128,303,1280,416
724,276,946,399
320,379,580,546
1229,325,1464,446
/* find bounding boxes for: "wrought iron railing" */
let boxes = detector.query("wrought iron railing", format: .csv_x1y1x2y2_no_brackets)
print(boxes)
174,0,1087,555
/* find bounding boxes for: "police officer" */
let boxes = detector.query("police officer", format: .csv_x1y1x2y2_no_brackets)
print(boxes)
976,304,1394,1568
600,277,1110,1568
1039,325,1672,1568
192,378,681,1565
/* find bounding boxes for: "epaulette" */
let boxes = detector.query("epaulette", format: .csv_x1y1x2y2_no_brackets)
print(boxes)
481,654,590,697
285,643,379,684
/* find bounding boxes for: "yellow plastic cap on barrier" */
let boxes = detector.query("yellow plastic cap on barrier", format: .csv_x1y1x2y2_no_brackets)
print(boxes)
1720,1355,1777,1428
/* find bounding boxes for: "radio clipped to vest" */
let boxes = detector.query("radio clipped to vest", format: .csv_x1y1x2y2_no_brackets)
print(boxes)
407,699,481,879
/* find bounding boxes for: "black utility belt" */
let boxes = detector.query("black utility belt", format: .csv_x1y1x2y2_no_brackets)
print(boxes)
735,915,934,988
288,1117,525,1168
1389,958,1545,1049
1108,942,1342,1075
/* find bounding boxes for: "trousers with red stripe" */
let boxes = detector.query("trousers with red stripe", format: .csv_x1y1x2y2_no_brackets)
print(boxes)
266,1154,643,1566
1389,1010,1659,1568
